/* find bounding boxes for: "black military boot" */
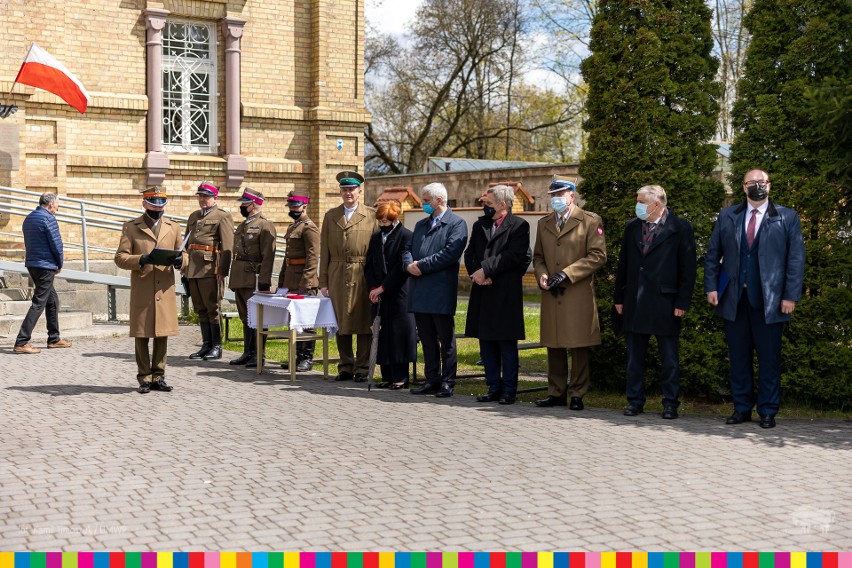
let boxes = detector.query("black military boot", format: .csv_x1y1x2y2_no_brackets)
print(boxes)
297,340,315,371
204,322,223,360
229,324,253,365
189,321,212,359
245,332,266,368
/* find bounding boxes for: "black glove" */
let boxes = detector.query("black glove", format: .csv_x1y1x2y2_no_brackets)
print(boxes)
546,271,568,290
171,255,183,269
139,253,152,267
181,276,190,292
258,282,271,292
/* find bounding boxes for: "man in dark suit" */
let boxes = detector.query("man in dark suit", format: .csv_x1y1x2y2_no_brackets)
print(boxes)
403,182,468,398
464,184,531,405
614,185,696,419
704,169,805,429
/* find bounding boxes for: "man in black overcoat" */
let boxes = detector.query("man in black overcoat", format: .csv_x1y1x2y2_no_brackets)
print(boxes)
464,184,531,405
614,184,696,419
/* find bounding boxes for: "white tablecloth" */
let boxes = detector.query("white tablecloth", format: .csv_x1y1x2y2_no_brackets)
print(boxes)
247,294,338,335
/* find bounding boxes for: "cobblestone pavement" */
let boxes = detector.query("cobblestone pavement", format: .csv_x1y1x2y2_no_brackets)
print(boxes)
1,328,849,551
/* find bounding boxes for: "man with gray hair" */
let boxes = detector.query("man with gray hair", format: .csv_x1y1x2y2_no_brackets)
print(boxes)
614,184,696,419
14,192,71,353
404,182,468,397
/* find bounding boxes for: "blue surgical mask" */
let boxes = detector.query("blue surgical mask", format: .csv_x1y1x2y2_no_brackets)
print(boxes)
635,202,650,220
423,203,435,215
550,196,568,213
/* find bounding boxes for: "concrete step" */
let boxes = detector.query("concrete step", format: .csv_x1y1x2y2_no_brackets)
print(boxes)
0,311,92,336
0,300,35,315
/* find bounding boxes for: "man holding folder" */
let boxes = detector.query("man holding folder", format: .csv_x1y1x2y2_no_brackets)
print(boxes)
114,187,183,393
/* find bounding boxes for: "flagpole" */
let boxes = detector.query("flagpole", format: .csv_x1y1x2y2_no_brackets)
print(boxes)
9,42,35,94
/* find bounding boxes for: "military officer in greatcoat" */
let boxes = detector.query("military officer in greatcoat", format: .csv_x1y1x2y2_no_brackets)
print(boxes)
114,187,183,394
277,189,320,371
183,181,234,361
320,171,378,382
228,187,277,368
533,179,607,410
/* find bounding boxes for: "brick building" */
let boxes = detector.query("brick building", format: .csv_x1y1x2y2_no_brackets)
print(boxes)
0,0,370,259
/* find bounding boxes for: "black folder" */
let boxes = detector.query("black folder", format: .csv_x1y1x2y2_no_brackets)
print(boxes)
148,248,181,266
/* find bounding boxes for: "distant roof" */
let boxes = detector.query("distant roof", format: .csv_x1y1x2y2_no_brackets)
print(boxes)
375,186,422,207
427,157,550,173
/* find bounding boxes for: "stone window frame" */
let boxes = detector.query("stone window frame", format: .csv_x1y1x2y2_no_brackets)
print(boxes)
144,8,247,187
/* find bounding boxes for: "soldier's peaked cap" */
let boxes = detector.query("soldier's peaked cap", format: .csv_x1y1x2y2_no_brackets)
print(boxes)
336,170,364,188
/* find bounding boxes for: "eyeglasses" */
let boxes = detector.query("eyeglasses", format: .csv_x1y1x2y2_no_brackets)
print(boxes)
745,180,770,186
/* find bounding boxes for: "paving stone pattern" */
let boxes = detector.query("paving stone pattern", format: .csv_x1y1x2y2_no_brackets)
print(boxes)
1,328,849,550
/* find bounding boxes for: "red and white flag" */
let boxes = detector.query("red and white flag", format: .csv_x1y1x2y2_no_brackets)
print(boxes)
14,42,90,114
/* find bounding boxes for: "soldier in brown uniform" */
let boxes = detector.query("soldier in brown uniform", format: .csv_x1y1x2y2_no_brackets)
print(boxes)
320,171,378,382
533,179,607,410
114,187,183,393
183,181,234,361
276,189,320,371
228,187,277,367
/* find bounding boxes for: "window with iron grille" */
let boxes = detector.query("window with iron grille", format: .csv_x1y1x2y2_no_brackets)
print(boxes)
162,20,217,154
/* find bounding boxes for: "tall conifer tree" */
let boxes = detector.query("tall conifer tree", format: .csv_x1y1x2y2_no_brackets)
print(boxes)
730,0,851,405
578,0,724,390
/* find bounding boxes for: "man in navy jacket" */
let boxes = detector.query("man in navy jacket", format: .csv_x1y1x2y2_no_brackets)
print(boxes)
14,193,71,353
403,182,468,398
615,185,696,419
704,169,805,428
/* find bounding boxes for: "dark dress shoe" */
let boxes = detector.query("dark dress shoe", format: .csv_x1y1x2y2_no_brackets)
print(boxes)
230,352,252,365
498,395,516,405
280,361,289,370
476,391,502,402
435,384,454,398
334,371,354,382
296,359,313,372
623,404,644,416
410,383,440,395
726,410,753,424
138,382,151,394
353,373,367,383
152,378,173,392
759,414,776,429
203,345,223,360
662,406,678,419
569,397,584,410
375,382,391,389
535,395,567,407
390,381,408,390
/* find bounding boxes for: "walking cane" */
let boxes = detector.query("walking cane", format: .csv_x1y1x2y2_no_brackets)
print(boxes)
366,298,381,391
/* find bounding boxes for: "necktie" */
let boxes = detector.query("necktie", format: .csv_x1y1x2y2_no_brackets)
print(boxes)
556,215,564,232
747,209,758,248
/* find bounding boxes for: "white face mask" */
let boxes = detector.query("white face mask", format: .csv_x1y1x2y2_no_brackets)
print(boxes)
551,196,569,213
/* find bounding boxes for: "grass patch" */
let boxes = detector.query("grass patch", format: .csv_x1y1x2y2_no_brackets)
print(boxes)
223,299,851,420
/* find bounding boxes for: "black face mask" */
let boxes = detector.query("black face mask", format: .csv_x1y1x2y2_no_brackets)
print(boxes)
239,205,250,218
146,209,163,220
746,181,769,201
379,224,395,234
483,205,497,218
288,210,303,221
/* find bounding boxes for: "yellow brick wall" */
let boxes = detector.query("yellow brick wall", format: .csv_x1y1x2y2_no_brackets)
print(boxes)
0,0,370,260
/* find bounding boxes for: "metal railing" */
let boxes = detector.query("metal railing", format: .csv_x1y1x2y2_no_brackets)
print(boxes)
0,186,288,273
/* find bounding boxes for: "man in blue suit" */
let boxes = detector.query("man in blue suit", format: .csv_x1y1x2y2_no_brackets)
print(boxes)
403,182,468,398
704,169,806,428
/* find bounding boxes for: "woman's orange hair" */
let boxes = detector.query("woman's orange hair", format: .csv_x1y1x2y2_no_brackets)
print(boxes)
375,200,401,221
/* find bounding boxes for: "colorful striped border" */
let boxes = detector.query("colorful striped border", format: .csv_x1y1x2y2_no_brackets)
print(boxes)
0,554,848,568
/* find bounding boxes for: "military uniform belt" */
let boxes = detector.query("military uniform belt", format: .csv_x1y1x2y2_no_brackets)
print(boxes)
236,256,263,262
189,244,217,252
345,256,367,263
286,258,307,266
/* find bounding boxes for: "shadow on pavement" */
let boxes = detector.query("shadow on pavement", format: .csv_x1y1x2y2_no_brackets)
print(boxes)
74,349,852,452
6,385,138,396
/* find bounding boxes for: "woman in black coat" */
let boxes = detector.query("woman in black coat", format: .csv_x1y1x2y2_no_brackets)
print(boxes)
365,201,417,389
464,185,531,404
